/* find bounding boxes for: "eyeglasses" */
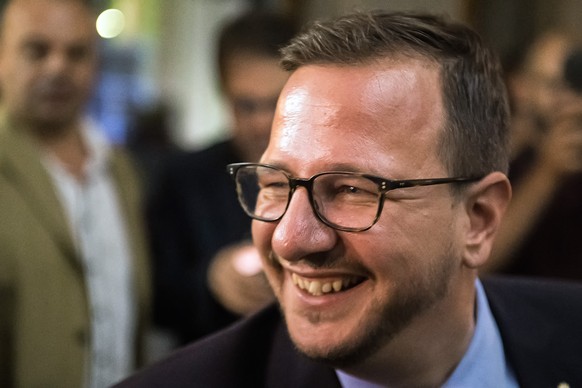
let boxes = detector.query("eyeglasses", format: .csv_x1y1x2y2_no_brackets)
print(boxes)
227,163,482,232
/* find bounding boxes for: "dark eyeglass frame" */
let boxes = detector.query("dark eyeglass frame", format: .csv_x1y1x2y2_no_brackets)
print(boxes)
227,162,483,232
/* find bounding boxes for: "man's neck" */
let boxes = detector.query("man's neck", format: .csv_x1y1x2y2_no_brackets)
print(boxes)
27,120,89,181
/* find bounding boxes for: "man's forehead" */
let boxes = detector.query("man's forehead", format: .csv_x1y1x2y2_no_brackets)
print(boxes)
281,59,440,102
267,60,445,172
276,61,443,132
3,0,95,34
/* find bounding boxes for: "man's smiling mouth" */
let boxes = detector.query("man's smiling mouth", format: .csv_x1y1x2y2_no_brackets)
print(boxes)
291,273,365,296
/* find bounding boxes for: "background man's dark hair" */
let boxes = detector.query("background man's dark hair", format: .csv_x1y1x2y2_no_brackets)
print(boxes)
281,11,510,178
217,11,298,90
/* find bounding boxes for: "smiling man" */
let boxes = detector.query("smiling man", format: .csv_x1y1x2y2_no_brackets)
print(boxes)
116,11,582,388
253,59,473,373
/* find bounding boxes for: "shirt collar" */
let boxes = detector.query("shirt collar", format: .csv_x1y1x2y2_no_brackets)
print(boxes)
41,119,111,179
442,279,518,387
336,280,518,388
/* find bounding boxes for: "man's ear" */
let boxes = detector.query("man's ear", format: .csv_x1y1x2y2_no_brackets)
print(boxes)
462,172,512,269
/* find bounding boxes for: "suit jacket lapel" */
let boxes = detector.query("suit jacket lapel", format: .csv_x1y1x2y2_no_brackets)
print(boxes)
0,127,78,270
483,277,582,387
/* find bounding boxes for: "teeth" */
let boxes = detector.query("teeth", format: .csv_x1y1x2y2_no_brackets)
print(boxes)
309,281,322,296
291,273,362,296
297,277,305,289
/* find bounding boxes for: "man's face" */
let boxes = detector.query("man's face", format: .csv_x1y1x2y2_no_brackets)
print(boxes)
223,54,289,161
253,60,468,366
0,0,97,130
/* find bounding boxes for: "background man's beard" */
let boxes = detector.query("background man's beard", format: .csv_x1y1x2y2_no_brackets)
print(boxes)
16,111,79,140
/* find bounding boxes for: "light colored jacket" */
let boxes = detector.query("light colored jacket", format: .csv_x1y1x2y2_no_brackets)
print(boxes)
0,122,151,388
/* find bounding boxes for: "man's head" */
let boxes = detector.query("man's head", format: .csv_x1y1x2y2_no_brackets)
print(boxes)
217,11,297,161
242,11,511,377
281,11,510,179
0,0,98,136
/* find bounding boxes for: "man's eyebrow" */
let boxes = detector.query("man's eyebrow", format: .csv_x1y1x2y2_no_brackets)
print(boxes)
19,32,93,47
261,161,384,176
20,35,48,45
323,163,367,173
259,161,289,171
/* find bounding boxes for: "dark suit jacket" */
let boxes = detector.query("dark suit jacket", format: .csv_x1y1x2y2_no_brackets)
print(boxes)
148,140,251,343
116,277,582,387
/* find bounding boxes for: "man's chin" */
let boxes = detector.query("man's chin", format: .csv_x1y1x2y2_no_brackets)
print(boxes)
292,335,381,369
287,318,390,369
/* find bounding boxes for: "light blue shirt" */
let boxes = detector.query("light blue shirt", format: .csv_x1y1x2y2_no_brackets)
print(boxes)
336,280,519,387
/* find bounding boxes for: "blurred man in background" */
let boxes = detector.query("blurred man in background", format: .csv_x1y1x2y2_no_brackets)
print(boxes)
0,0,151,386
148,11,298,345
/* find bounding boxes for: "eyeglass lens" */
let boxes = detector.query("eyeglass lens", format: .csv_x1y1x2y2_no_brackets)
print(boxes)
235,165,381,230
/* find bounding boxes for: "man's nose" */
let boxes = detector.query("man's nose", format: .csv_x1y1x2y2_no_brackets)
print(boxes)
45,52,70,74
271,187,337,262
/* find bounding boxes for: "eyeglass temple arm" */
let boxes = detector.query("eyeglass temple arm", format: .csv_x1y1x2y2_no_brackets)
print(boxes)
382,176,481,191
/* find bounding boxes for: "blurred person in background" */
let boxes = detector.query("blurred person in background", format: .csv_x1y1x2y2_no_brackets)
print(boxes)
148,10,298,345
126,103,179,203
484,31,582,280
0,0,151,387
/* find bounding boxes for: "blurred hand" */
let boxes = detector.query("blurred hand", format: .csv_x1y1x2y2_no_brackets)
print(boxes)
207,242,275,316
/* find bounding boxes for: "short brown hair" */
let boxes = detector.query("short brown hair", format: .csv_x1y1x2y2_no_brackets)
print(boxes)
281,11,510,177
